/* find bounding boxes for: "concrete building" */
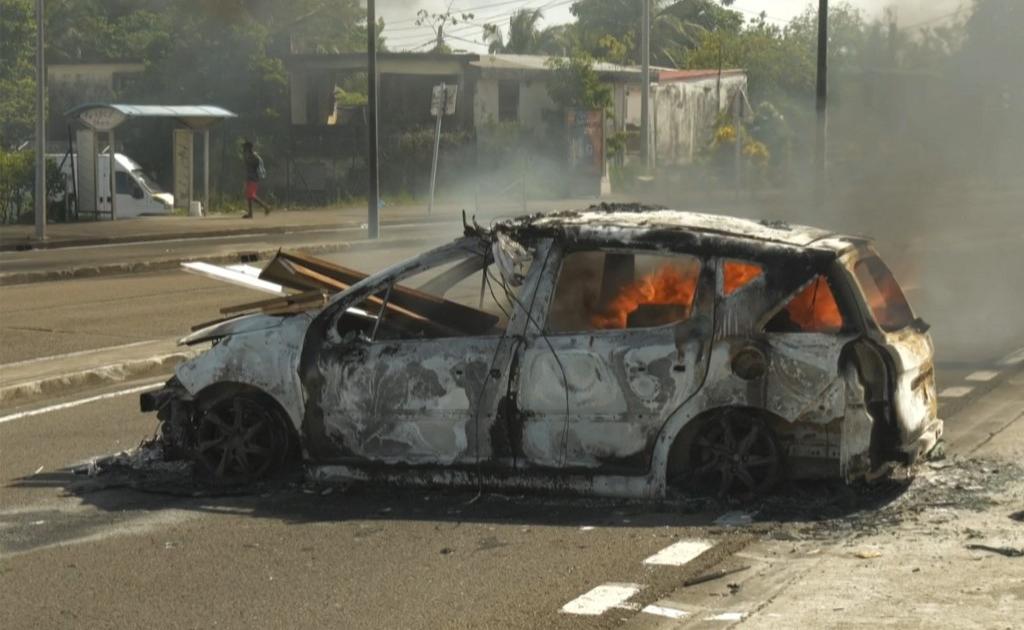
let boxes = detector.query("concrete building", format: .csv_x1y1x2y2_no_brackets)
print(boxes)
285,52,746,168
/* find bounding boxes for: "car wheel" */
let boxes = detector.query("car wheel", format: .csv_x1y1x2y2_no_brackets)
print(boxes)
194,394,291,483
687,410,782,497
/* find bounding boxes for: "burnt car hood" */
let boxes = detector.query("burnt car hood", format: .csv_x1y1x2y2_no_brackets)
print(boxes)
179,313,289,346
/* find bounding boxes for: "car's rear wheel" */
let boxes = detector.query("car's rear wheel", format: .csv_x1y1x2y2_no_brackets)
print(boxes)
687,410,782,497
194,394,292,483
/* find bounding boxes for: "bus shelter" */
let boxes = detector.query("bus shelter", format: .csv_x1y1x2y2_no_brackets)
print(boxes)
65,103,236,219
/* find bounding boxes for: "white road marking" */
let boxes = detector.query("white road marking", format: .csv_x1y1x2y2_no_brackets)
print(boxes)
643,539,713,566
642,604,689,619
1000,347,1024,366
939,386,973,399
0,381,163,424
560,583,642,616
0,339,161,369
965,370,1000,382
705,612,747,621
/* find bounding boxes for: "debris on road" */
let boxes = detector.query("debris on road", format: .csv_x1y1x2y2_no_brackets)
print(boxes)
965,544,1024,558
853,549,883,559
682,565,751,587
715,511,754,527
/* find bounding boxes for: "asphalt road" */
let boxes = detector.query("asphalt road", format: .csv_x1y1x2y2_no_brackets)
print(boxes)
2,200,1023,629
1,363,1021,629
0,225,462,364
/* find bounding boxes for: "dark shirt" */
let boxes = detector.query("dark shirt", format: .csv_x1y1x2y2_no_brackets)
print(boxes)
244,152,262,182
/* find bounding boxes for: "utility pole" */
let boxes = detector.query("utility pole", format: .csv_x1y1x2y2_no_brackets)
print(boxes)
34,0,46,240
640,0,651,171
814,0,828,202
366,0,380,240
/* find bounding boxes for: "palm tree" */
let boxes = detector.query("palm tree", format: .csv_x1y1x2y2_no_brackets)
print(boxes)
483,8,569,55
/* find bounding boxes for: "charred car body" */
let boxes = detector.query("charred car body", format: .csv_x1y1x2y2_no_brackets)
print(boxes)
142,205,942,497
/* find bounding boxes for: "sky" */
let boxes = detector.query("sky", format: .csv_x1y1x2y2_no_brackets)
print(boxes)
377,0,968,52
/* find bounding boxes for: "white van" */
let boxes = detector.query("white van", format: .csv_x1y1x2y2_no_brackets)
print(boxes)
49,152,174,218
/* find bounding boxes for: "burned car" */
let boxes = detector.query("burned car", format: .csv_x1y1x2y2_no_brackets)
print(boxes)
142,204,942,497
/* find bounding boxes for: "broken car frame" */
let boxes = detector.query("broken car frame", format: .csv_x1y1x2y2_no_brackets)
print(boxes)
142,204,943,497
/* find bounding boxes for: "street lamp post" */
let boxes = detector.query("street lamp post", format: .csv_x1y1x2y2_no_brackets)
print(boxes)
366,0,380,240
814,0,829,202
34,0,46,240
640,0,651,171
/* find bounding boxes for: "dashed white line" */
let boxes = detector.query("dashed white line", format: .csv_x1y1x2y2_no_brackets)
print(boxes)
705,612,747,621
642,604,689,619
965,370,1000,382
1000,347,1024,366
643,539,713,566
0,381,163,424
939,386,973,399
560,583,642,616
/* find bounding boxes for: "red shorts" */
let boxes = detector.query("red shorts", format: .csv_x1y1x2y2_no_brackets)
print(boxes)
245,181,260,200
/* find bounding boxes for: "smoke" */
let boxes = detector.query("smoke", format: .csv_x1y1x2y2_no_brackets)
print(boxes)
636,0,1023,364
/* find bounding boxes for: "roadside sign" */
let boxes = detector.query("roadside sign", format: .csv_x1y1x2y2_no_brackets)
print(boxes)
430,83,458,116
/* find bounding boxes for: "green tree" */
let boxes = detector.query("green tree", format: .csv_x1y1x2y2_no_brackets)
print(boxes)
545,53,613,110
483,8,569,55
415,6,474,54
0,0,38,146
571,0,743,67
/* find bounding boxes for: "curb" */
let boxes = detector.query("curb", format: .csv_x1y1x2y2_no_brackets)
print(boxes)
0,242,347,287
0,235,444,287
0,210,466,253
0,348,200,407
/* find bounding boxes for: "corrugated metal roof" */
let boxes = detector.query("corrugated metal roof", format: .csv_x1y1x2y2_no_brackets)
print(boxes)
65,103,236,119
471,54,670,77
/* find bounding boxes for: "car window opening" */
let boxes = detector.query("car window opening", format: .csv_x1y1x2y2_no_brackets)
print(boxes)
338,248,533,342
765,275,844,333
723,260,764,296
853,257,915,332
548,251,701,333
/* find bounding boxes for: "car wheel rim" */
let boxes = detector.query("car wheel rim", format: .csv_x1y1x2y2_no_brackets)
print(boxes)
196,397,279,481
690,412,781,497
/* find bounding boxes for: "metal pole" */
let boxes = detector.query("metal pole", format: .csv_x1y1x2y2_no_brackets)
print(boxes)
366,0,380,239
109,129,117,219
640,0,651,171
814,0,828,201
34,0,46,240
428,83,443,214
203,128,210,215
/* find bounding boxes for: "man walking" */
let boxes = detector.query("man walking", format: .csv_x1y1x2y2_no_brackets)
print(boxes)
242,140,271,218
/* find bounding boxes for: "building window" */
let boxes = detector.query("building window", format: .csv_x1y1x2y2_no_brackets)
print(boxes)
498,80,519,122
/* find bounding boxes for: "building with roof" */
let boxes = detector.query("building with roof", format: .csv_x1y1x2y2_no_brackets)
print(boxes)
286,52,746,169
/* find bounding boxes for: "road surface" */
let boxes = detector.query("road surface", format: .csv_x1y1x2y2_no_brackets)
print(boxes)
2,204,1022,629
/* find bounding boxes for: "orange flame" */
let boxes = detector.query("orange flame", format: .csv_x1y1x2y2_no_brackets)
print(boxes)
784,276,843,333
723,261,763,296
591,264,699,329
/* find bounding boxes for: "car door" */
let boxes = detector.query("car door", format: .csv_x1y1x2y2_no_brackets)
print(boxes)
300,236,536,468
510,245,714,473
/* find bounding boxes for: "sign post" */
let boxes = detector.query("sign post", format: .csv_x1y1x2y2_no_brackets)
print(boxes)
428,82,457,214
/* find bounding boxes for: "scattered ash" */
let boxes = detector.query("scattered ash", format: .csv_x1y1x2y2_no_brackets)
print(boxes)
750,456,1023,541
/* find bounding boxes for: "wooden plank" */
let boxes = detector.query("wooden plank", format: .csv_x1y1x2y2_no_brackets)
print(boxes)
261,250,499,335
220,289,327,315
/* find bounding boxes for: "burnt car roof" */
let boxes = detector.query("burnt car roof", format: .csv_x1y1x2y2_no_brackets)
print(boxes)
496,204,865,258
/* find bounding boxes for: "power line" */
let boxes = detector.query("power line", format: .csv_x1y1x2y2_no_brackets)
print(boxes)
899,7,964,31
384,0,574,48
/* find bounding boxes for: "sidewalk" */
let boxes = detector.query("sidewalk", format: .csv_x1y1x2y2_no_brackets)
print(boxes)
0,197,604,252
0,203,445,252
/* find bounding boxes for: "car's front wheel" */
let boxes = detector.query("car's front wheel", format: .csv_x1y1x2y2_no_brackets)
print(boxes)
194,392,294,483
